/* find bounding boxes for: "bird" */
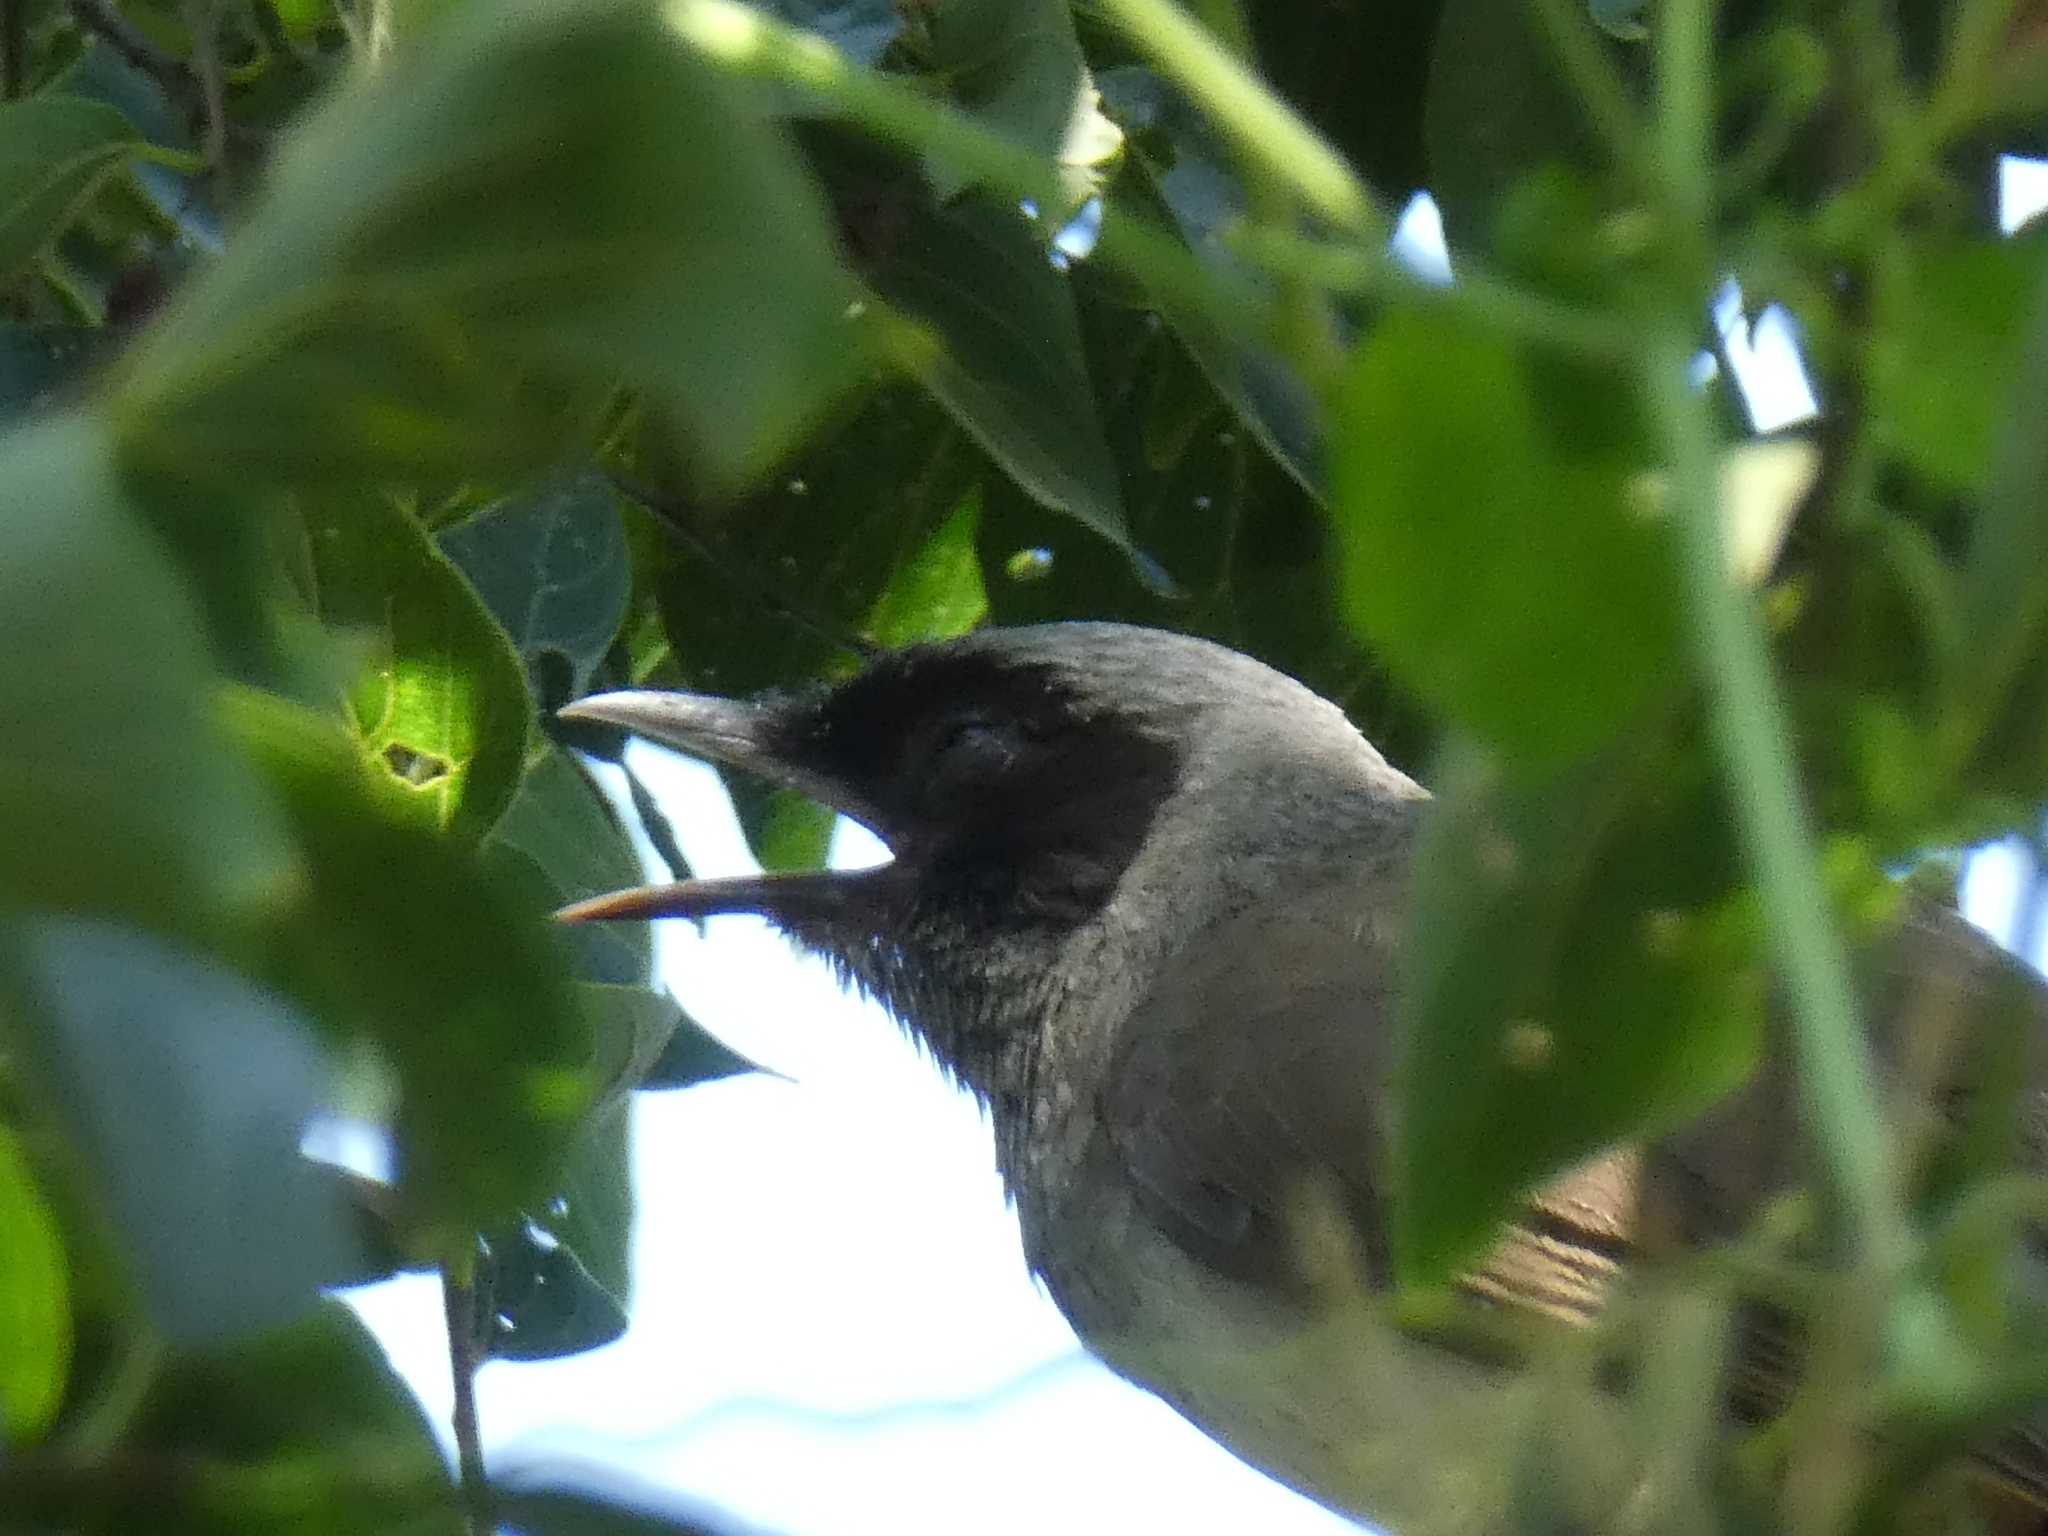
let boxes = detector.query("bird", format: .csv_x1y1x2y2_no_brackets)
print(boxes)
556,621,2048,1535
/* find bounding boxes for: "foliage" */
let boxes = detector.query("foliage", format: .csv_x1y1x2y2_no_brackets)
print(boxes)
1,0,2046,1531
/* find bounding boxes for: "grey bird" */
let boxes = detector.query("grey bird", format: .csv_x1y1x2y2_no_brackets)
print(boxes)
557,621,2048,1534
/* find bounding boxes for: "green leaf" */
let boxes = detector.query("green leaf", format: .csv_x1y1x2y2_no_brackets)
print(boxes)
0,412,297,935
484,746,652,989
1327,309,1676,766
1870,230,2048,495
863,493,989,648
649,385,977,697
726,776,837,875
1422,0,1618,249
0,1126,69,1445
1950,230,2048,802
438,471,633,710
113,0,867,497
0,96,142,281
873,194,1128,547
118,1303,460,1536
1395,738,1764,1287
226,692,594,1242
1095,68,1322,495
978,275,1412,753
9,918,363,1343
639,1006,759,1090
297,491,532,840
488,1094,631,1362
921,0,1114,203
495,1484,730,1536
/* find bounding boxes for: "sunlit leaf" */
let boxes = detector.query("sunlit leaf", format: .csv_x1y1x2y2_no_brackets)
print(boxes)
297,491,532,840
0,1126,69,1445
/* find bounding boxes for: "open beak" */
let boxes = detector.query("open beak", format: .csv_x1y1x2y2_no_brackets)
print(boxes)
552,690,897,926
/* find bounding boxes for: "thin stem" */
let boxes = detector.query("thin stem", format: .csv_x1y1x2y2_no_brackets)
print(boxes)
1654,0,1714,237
1645,331,1908,1284
1525,0,1643,172
439,1261,492,1536
1090,0,1385,239
69,0,198,106
1224,225,1638,363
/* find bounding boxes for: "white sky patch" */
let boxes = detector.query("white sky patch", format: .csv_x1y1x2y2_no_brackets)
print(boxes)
346,744,1362,1535
1390,192,1453,285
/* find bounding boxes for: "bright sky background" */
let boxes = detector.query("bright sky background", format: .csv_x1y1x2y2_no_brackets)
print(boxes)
347,173,2048,1535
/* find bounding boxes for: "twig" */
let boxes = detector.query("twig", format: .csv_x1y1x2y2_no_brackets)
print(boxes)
68,0,199,106
440,1260,494,1536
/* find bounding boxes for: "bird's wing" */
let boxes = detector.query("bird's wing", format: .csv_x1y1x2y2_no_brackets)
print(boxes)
1099,862,1413,1291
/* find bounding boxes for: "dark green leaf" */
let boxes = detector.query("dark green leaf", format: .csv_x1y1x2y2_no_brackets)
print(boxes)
0,325,99,424
0,1126,68,1445
978,274,1411,751
489,1095,631,1362
1422,0,1617,250
226,692,594,1242
1395,737,1763,1286
922,0,1108,201
1870,230,2048,495
438,471,633,710
1094,70,1322,494
297,491,532,840
0,412,296,935
1951,230,2048,804
114,0,867,496
649,386,975,695
874,194,1127,546
121,1303,460,1536
0,96,142,280
484,747,653,989
639,1007,760,1091
1327,309,1675,766
10,918,362,1343
497,1483,731,1536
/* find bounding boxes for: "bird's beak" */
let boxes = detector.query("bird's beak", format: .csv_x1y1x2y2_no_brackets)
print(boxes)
552,689,899,927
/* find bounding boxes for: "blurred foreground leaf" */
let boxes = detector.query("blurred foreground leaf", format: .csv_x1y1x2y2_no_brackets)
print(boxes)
113,0,866,496
227,694,593,1244
9,919,361,1343
1395,737,1765,1286
1328,310,1673,767
0,413,296,935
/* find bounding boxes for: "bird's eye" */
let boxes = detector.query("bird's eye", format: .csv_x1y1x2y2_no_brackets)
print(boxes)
927,717,1019,782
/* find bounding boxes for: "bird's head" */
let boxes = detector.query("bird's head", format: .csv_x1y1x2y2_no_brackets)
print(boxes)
555,622,1418,1097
